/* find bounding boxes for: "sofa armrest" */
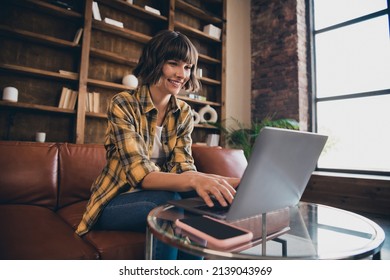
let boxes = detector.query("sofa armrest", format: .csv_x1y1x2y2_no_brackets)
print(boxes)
191,145,247,178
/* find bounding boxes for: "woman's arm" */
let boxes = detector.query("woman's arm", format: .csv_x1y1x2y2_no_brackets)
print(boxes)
141,171,240,207
145,100,239,207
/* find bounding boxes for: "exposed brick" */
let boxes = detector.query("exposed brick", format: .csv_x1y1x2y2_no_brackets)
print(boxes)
251,0,309,129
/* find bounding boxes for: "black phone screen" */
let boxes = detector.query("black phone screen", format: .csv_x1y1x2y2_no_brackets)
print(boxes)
179,216,247,240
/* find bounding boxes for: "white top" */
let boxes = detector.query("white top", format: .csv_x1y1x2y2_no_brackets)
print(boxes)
123,126,164,194
151,126,165,167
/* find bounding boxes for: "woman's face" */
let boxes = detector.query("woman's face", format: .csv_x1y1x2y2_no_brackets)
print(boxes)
155,60,193,96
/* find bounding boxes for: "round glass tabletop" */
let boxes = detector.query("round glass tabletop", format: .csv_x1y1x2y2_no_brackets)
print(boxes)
146,202,385,259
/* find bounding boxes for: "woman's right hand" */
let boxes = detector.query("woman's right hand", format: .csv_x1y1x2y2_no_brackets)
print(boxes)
183,171,240,208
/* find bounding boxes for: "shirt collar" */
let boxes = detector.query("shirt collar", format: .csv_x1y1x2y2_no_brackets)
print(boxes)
137,85,181,114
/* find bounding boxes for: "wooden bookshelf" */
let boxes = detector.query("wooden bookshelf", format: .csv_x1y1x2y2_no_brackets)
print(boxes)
0,0,226,144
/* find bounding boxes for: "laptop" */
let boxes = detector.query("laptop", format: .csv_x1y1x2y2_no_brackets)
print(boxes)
169,127,328,221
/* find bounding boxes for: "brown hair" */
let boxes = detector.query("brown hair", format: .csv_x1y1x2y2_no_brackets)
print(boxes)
133,30,200,92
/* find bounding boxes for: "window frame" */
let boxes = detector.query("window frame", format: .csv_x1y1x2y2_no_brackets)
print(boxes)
309,0,390,176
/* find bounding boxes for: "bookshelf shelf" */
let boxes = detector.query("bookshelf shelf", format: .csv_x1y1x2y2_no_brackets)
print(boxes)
198,53,221,64
174,22,221,43
98,0,168,22
177,96,221,107
87,78,135,91
92,20,151,44
14,0,83,19
90,48,138,66
194,123,219,130
0,63,79,82
0,25,80,48
0,100,76,115
86,111,107,119
175,0,223,25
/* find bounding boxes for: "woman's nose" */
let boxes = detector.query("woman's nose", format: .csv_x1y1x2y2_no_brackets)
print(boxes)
176,67,185,77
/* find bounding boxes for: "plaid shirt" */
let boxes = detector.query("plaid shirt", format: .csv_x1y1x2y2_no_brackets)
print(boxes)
76,86,196,235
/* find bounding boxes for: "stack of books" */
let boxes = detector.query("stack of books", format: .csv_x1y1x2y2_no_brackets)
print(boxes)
86,92,100,113
58,87,78,110
58,87,101,113
188,93,207,101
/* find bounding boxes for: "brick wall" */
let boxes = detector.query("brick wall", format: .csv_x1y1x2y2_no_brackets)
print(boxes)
251,0,309,130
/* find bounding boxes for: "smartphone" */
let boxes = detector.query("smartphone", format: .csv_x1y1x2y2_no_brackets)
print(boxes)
175,216,253,250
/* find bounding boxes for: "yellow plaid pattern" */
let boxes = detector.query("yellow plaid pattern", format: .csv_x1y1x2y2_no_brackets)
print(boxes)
76,86,196,235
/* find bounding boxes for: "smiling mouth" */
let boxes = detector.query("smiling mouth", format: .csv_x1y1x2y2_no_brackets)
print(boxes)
168,79,182,88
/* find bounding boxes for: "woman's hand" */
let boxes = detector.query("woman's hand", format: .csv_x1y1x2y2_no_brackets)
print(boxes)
183,171,240,207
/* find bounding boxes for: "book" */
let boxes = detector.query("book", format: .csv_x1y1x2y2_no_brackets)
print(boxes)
87,92,94,112
92,1,102,21
62,88,72,109
73,28,83,45
206,134,220,147
103,17,124,28
188,93,207,101
58,87,68,108
93,92,100,113
144,5,161,15
85,92,89,111
59,70,78,78
203,24,221,40
68,90,78,110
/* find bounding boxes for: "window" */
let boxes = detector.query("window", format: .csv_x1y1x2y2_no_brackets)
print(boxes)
311,0,390,174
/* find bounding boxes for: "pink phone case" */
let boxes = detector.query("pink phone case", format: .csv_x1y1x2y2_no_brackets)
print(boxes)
175,215,253,250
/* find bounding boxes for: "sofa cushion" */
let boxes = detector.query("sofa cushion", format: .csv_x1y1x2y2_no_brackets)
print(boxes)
84,230,146,260
57,200,89,229
0,205,99,260
192,145,247,178
58,143,106,208
57,201,145,259
0,141,58,209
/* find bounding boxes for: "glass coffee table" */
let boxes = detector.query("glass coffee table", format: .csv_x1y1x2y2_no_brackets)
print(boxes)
146,202,385,259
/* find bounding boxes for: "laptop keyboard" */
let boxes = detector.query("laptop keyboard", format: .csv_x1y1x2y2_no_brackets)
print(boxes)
195,198,231,215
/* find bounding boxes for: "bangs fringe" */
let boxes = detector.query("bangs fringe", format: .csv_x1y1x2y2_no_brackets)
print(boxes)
163,35,198,65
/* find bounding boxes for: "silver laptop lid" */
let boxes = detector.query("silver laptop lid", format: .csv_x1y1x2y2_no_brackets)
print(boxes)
226,127,327,221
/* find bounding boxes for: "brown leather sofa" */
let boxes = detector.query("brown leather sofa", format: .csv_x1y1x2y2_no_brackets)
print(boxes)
0,141,248,259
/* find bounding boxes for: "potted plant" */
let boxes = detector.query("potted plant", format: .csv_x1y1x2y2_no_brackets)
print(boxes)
211,116,299,160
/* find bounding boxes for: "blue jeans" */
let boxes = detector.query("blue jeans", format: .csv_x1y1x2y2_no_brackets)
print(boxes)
93,190,201,260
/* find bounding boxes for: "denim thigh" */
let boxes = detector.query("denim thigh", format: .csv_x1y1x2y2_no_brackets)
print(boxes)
94,190,181,232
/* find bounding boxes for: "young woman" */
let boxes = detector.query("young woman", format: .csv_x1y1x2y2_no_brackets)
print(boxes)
76,30,240,259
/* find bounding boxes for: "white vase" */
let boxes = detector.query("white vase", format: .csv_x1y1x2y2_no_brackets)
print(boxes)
2,87,18,102
192,109,200,124
122,74,138,88
198,105,218,123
